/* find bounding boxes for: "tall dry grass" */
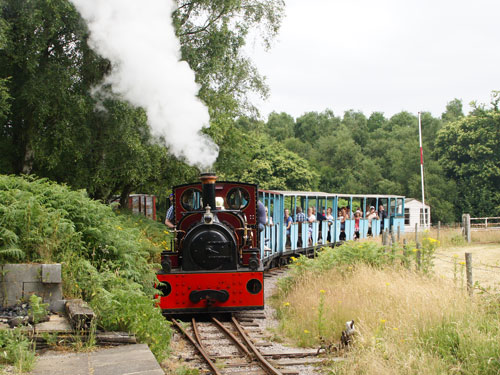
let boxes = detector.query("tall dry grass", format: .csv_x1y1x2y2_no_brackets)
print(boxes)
399,227,500,248
273,264,500,374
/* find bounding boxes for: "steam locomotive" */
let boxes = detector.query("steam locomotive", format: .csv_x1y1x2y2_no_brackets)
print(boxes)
156,173,264,314
155,173,406,314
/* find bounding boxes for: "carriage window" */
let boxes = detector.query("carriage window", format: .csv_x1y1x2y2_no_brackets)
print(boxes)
226,187,250,210
181,188,202,211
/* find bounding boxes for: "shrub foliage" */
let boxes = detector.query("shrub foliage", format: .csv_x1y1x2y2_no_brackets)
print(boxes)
0,175,171,360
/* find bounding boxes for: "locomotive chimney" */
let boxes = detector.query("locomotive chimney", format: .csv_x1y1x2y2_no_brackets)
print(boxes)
199,172,217,210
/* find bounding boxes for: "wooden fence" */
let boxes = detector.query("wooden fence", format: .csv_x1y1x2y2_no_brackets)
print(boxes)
470,216,500,230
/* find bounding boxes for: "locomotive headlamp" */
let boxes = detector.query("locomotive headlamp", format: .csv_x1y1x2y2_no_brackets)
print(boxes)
203,205,214,224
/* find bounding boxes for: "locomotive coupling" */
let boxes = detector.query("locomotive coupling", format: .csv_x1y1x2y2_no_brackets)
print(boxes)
189,289,230,305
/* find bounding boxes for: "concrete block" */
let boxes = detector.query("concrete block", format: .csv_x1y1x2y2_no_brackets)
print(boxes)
2,264,41,283
41,264,62,284
0,264,63,309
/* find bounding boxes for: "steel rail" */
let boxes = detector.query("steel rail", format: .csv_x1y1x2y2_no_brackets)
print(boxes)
211,316,252,358
231,316,283,375
171,319,222,375
191,317,202,346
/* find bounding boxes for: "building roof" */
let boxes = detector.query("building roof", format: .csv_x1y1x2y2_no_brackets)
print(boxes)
405,198,430,208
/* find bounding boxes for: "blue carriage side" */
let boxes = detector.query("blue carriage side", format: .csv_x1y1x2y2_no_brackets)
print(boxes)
258,190,405,267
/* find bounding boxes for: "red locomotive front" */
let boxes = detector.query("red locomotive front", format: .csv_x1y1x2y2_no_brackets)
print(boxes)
156,173,264,314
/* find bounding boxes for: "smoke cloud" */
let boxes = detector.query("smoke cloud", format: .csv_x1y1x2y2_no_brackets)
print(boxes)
70,0,218,168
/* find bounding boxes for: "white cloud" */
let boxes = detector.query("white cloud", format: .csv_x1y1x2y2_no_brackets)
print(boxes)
249,0,500,119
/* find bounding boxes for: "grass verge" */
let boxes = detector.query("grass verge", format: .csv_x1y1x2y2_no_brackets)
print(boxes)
272,242,500,374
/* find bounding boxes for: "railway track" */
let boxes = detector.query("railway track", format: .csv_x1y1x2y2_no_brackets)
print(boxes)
170,268,327,375
171,314,322,375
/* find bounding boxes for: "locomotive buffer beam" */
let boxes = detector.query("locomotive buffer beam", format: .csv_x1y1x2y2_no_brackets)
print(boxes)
189,289,229,306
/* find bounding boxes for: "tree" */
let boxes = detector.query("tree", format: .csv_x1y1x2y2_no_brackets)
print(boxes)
265,111,294,141
240,137,319,191
172,0,285,117
0,0,108,175
436,109,500,216
441,98,463,123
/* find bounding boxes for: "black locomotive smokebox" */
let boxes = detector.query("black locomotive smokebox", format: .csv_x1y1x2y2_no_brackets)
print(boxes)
182,222,237,271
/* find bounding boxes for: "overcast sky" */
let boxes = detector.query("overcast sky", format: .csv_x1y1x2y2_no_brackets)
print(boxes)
247,0,500,120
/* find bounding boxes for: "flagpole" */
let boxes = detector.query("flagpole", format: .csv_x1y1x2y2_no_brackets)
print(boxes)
418,112,426,229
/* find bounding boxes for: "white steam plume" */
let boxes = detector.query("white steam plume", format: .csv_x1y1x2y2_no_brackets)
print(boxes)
70,0,218,168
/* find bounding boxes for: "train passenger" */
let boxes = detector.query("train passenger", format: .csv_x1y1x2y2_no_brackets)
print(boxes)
326,207,334,242
315,208,326,243
284,209,292,247
295,206,306,223
165,193,175,229
339,207,347,241
378,204,388,234
307,207,316,245
354,208,361,240
257,200,266,232
265,206,273,225
295,207,305,247
366,206,378,236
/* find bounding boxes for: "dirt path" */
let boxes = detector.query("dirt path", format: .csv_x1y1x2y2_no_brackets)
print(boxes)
434,243,500,290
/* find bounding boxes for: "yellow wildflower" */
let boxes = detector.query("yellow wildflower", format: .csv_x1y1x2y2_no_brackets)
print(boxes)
380,319,386,324
304,329,310,334
116,226,123,230
393,327,398,331
283,302,290,307
385,282,390,286
163,230,169,235
460,261,465,265
412,248,418,252
319,289,326,294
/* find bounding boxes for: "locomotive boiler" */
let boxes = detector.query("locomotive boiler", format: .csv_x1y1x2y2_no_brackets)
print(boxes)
156,173,264,314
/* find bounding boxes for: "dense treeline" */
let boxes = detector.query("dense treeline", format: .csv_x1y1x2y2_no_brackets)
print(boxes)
0,0,498,224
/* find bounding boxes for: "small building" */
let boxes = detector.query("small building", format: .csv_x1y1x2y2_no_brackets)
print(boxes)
404,198,431,232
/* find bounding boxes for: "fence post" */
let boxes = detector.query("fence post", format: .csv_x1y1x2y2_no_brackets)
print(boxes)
462,214,471,243
465,252,473,296
437,221,441,241
416,248,421,271
391,227,396,245
415,223,419,245
397,226,400,243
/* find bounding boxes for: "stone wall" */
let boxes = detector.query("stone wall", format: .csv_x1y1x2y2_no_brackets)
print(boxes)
0,264,64,312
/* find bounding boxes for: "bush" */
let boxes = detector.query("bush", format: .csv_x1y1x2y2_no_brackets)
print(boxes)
0,175,172,359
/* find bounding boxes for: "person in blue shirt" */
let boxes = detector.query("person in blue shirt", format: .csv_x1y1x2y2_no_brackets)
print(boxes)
165,193,175,229
284,208,292,247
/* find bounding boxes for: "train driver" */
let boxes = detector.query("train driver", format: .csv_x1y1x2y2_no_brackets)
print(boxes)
165,193,175,229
